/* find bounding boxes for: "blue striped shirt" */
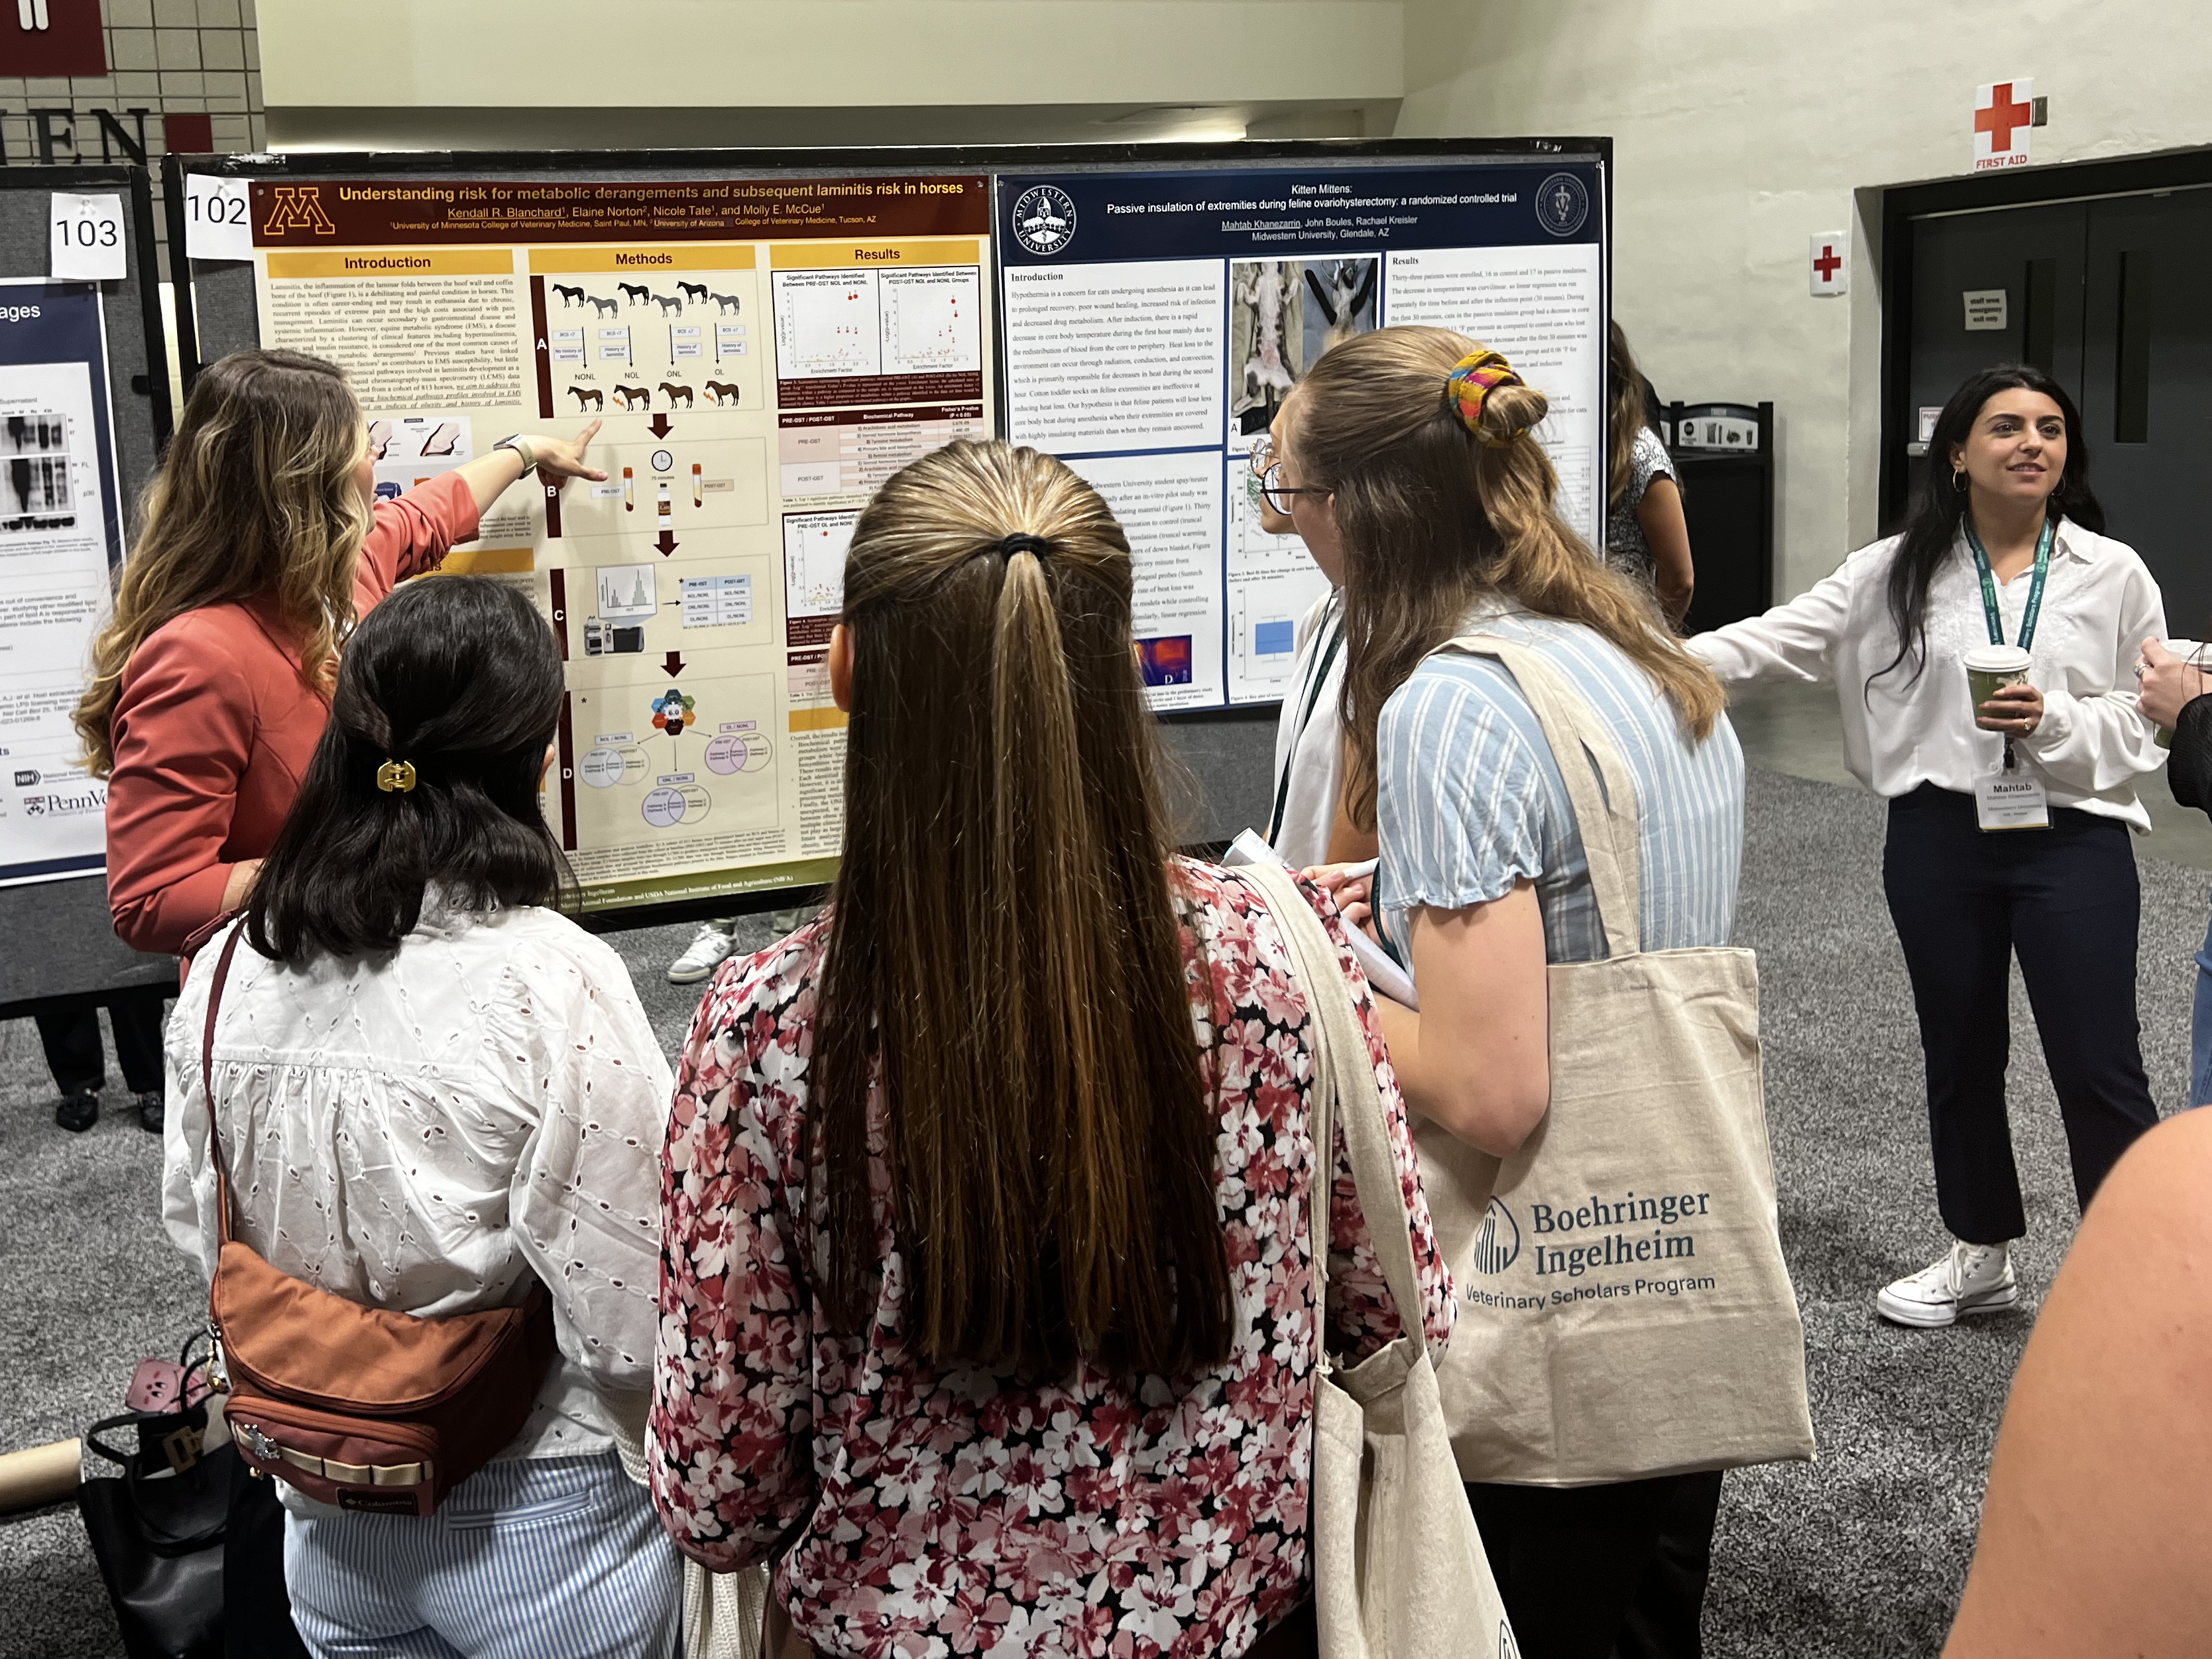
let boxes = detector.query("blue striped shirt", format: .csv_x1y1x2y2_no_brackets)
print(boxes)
1375,609,1745,963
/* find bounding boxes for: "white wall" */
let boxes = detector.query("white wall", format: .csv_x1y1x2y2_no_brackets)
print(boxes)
1396,0,2212,599
257,0,1403,148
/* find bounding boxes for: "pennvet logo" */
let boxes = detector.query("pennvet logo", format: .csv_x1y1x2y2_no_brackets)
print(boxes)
263,184,337,236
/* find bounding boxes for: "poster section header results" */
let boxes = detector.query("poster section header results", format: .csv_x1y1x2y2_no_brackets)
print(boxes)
999,162,1605,709
251,177,992,912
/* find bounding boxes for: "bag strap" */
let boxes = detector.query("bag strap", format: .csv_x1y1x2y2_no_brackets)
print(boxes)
200,925,247,1250
1241,863,1426,1362
1440,632,1647,957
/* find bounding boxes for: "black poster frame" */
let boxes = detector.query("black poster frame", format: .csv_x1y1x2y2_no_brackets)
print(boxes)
163,138,1610,935
0,161,180,1011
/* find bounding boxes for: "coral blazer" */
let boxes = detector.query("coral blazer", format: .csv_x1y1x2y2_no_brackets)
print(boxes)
105,473,479,956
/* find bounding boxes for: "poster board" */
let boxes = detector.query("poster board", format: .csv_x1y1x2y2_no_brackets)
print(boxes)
166,141,1609,929
0,164,177,1010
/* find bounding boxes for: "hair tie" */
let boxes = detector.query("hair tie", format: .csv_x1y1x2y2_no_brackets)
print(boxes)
997,533,1052,560
375,759,417,793
1444,351,1525,447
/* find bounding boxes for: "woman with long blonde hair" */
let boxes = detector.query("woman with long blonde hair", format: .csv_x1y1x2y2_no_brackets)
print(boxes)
76,347,601,969
648,438,1452,1658
1292,326,1743,1658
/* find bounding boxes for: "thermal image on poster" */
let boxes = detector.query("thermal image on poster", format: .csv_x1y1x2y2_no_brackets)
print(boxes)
249,176,994,912
997,161,1605,709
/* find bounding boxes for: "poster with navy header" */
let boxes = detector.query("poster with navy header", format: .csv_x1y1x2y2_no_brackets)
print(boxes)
0,280,125,885
998,160,1606,709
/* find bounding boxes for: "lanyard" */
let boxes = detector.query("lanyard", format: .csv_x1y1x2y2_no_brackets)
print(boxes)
1963,517,2055,651
1266,597,1344,846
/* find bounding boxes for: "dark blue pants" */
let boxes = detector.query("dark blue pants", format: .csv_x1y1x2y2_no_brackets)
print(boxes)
1882,784,2158,1243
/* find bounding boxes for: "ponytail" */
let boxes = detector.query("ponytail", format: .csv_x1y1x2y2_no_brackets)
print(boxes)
814,440,1230,1377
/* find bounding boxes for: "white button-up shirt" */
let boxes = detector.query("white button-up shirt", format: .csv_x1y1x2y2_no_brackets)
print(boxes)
1689,519,2168,830
162,904,673,1491
1269,589,1346,868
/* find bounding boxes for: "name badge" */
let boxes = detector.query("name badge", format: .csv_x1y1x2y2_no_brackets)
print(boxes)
1975,759,2050,831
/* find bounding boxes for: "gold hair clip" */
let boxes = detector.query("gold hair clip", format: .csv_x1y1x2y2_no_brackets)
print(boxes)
376,760,417,793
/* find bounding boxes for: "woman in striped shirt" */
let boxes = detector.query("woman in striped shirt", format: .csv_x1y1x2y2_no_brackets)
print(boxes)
1297,327,1745,1659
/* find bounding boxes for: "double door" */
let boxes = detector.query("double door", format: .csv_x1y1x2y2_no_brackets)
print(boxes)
1905,184,2212,634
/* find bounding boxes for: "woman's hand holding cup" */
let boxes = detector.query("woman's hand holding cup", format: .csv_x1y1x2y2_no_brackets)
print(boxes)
1977,680,2044,735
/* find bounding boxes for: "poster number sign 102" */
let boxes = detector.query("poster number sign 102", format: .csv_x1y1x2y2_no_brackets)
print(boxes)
49,194,127,282
183,176,254,261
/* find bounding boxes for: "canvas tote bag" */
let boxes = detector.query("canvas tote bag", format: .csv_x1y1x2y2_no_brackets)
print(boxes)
1415,635,1814,1487
1242,861,1517,1659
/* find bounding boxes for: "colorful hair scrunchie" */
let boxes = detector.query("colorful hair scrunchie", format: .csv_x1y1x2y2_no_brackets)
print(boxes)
1444,351,1525,447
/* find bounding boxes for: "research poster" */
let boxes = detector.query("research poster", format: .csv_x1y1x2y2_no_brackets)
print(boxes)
251,176,994,911
997,161,1605,710
0,280,125,886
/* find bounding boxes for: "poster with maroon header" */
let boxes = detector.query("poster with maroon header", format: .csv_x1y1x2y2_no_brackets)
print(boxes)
249,176,993,910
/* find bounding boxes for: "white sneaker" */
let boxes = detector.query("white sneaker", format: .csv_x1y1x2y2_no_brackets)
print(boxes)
1875,1241,2020,1328
666,924,737,985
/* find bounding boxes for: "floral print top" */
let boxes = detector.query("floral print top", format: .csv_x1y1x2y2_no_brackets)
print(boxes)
649,859,1454,1658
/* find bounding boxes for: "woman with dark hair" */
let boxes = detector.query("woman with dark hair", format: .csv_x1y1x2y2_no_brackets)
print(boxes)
162,578,681,1657
1605,321,1694,627
648,438,1453,1657
77,347,602,965
1692,365,2166,1329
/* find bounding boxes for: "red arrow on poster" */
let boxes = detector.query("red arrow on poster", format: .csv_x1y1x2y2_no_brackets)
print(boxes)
648,413,673,438
1974,79,2035,172
661,652,685,676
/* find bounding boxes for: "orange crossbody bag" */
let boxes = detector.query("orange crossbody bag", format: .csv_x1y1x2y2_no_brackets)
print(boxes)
200,926,557,1516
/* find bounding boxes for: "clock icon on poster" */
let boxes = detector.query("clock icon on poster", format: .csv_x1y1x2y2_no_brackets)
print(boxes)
650,449,674,473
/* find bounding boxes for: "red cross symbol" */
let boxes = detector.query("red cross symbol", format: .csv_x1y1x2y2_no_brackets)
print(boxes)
1813,245,1843,283
1977,82,2032,151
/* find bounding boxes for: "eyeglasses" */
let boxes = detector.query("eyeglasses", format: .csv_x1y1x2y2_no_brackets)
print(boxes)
1256,460,1323,517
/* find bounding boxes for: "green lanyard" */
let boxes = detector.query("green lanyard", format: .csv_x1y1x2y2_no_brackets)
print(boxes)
1963,517,2055,650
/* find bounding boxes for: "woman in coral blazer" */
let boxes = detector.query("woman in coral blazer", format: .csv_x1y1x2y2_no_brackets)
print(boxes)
74,348,603,957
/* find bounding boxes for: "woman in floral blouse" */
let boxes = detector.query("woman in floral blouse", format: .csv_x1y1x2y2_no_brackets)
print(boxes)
648,440,1453,1658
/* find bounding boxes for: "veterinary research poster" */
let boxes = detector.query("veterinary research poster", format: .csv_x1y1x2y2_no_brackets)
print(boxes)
251,176,993,912
997,162,1606,710
0,280,125,887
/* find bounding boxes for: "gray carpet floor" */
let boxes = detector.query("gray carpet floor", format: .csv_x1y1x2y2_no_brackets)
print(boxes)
1,766,2200,1657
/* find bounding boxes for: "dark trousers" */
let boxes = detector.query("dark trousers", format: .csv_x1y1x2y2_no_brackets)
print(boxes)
34,993,167,1097
1882,784,2158,1242
1465,1471,1724,1659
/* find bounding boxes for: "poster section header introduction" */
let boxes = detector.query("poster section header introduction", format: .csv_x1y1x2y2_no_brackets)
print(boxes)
998,161,1605,711
250,176,993,913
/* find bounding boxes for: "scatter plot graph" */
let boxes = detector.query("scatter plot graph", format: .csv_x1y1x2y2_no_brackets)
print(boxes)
782,509,858,619
881,268,982,375
774,270,884,379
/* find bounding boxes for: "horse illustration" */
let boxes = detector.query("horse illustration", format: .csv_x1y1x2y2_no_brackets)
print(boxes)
614,385,652,410
703,379,742,406
589,294,619,318
618,282,651,306
551,282,585,308
654,294,683,316
568,385,605,411
711,292,740,314
660,381,695,408
677,281,708,304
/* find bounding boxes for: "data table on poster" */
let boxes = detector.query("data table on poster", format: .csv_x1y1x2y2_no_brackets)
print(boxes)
996,160,1605,710
248,175,994,912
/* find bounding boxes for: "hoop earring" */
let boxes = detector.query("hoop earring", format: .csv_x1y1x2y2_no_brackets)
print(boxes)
1951,467,1968,493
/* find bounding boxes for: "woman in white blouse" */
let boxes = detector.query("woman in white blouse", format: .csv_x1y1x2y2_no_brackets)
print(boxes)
1692,365,2166,1332
164,577,680,1658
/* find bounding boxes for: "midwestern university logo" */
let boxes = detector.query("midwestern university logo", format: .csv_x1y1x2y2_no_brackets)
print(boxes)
1011,185,1077,257
1535,172,1590,237
263,184,337,237
1471,1197,1521,1274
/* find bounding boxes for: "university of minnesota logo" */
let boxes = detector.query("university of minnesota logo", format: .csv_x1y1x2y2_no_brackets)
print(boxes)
262,184,336,236
1470,1197,1521,1275
1535,172,1589,237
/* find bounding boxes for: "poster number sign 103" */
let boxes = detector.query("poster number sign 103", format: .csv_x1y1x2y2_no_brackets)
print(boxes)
50,195,127,282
